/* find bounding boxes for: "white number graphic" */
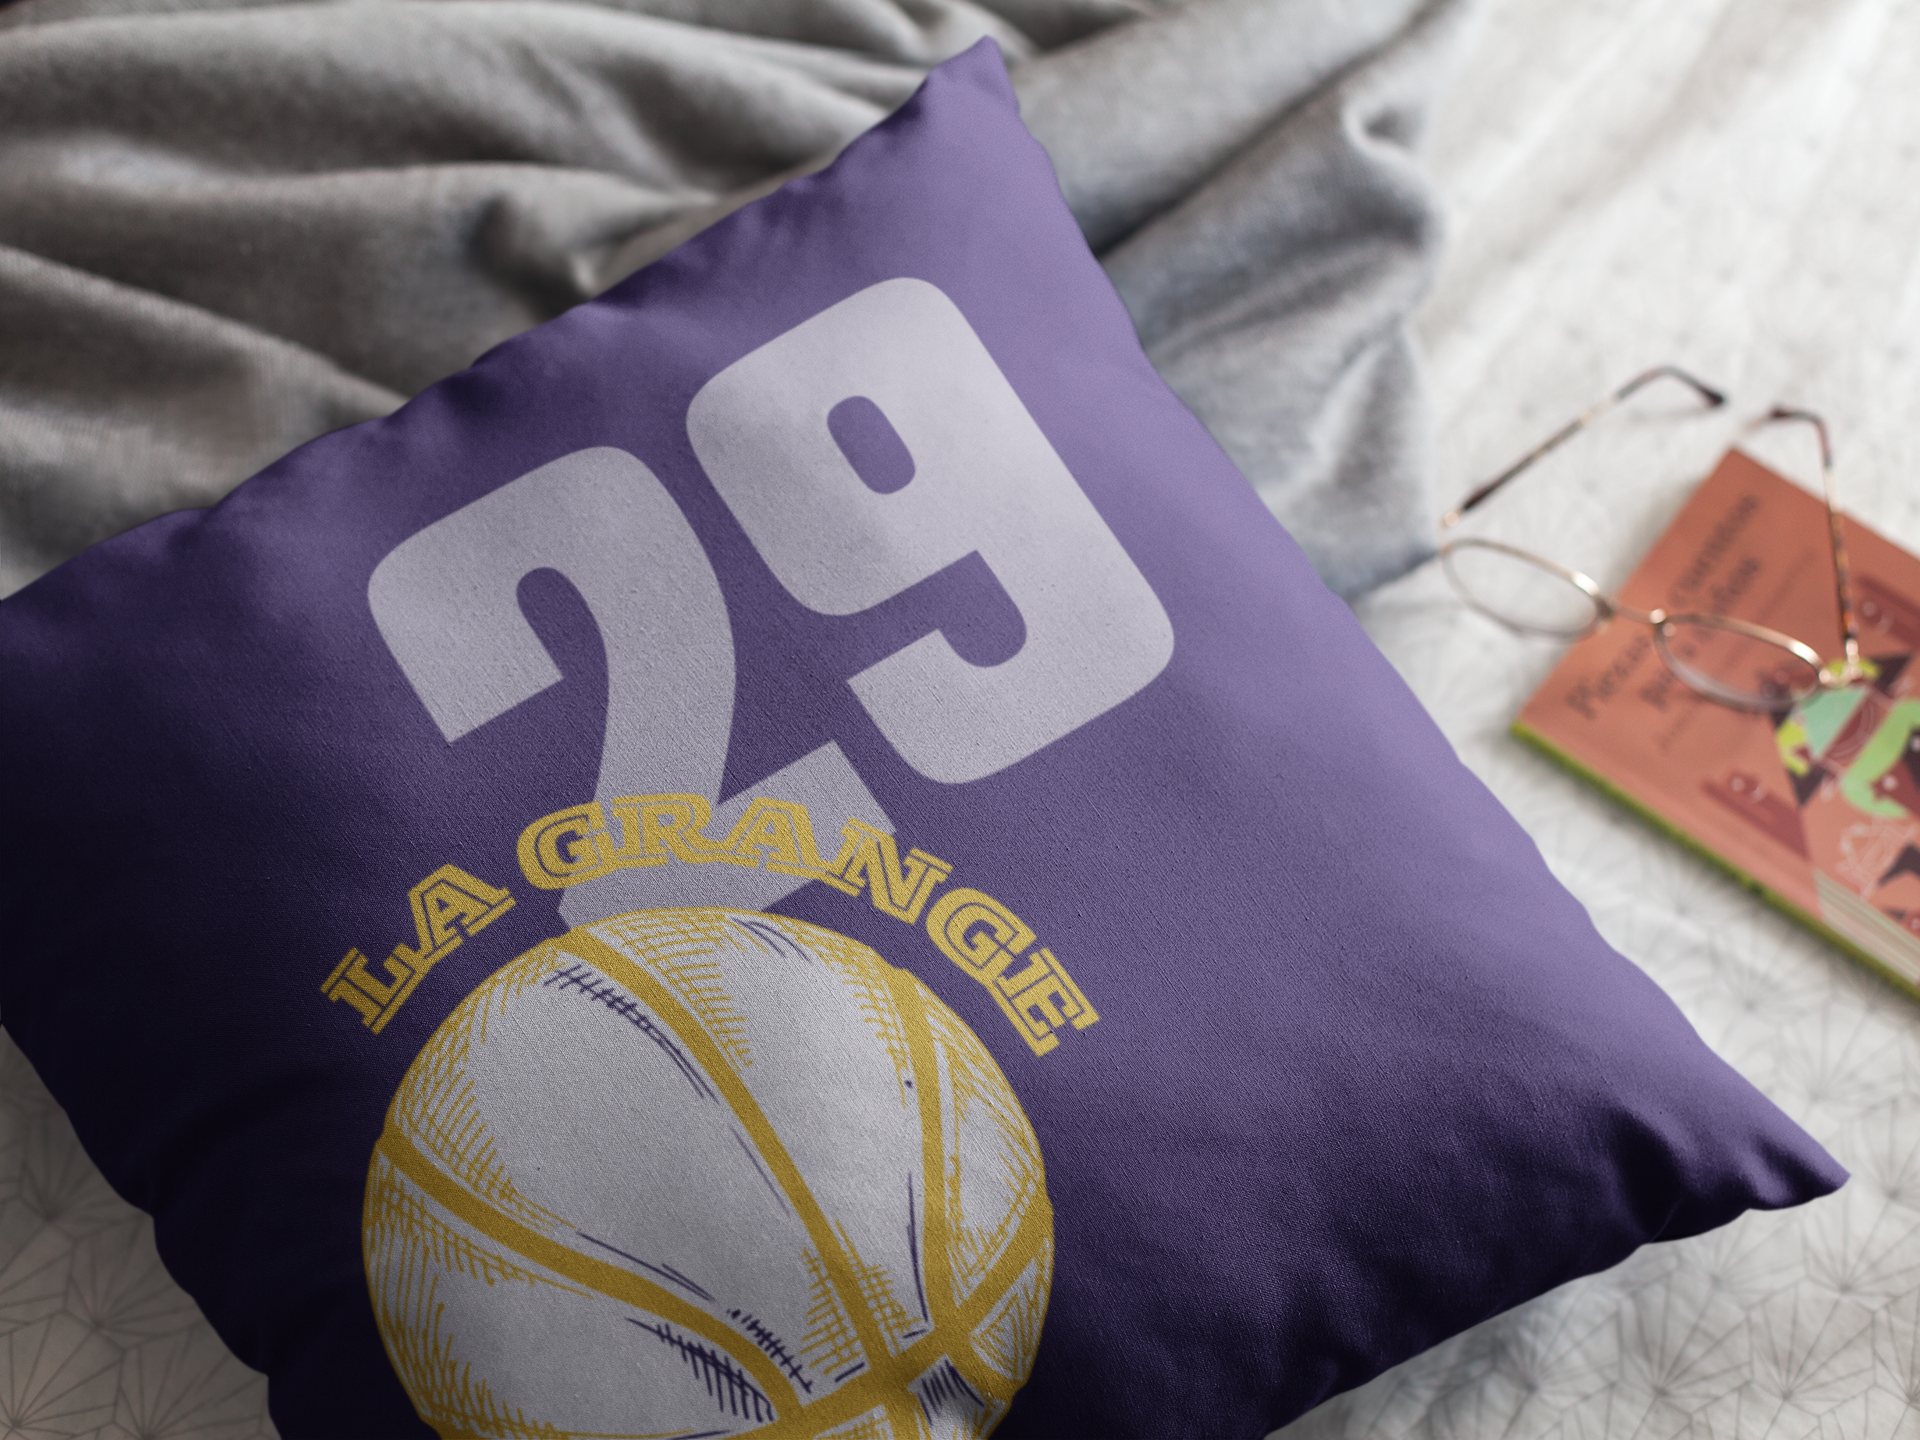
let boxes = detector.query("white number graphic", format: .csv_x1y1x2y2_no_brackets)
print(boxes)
370,280,1173,906
368,447,886,925
688,277,1174,785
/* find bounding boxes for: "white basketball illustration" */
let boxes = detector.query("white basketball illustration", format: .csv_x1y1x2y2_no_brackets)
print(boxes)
364,908,1054,1439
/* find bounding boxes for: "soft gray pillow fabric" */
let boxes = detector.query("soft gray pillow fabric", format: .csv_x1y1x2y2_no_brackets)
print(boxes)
0,0,1467,599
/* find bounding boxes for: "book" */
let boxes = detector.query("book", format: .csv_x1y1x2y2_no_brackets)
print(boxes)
1514,448,1920,998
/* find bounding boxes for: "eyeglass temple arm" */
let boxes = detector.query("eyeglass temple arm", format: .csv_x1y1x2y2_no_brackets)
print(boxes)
1760,405,1862,676
1440,365,1727,528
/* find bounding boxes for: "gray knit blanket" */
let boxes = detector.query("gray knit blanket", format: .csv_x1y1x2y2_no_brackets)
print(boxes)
0,0,1467,603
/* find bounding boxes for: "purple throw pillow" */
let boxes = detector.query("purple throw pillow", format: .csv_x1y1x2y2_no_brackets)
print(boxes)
0,40,1841,1440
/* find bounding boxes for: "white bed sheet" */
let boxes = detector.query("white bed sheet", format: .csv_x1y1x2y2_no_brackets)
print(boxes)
4,2,1919,1437
1280,0,1920,1435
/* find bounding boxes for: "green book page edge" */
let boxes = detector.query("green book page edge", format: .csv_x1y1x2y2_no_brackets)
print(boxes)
1511,717,1920,1006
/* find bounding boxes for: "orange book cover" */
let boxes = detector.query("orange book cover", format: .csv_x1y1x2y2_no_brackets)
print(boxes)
1514,449,1920,998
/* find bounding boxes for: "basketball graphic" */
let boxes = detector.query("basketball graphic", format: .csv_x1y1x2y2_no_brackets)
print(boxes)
363,908,1054,1440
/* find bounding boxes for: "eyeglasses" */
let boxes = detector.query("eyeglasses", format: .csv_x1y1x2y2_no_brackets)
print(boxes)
1438,365,1871,713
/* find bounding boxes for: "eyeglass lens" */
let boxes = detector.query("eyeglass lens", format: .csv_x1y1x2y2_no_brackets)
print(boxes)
1442,543,1601,639
1443,541,1825,711
1654,617,1823,712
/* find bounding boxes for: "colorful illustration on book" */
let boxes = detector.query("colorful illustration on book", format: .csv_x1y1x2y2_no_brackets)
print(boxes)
1750,579,1920,945
364,907,1053,1440
1517,450,1920,994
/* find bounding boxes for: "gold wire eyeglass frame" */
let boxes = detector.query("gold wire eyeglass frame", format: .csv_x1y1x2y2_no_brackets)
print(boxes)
1437,365,1871,712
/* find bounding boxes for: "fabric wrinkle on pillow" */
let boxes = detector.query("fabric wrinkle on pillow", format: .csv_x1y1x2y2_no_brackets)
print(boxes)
0,39,1843,1440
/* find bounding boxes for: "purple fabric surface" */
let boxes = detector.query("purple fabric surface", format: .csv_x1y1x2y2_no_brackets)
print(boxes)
0,42,1842,1440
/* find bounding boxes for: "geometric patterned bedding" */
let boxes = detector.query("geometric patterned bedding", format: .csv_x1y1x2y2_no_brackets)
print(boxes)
0,1035,272,1437
6,2,1920,1438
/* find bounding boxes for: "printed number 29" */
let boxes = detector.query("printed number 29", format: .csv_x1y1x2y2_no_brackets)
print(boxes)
690,279,1171,783
370,277,1171,868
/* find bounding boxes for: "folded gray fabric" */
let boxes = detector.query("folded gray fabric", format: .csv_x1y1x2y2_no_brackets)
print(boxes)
0,0,1467,600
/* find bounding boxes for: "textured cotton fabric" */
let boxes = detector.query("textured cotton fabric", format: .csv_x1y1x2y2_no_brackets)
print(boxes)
0,0,1466,599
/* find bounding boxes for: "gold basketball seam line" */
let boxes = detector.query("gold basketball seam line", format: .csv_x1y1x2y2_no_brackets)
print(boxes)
930,1197,1053,1396
876,973,1012,1435
878,963,1049,1415
747,1213,1048,1439
880,964,957,1345
377,1121,804,1417
369,1153,588,1301
968,1175,1055,1330
572,919,1041,1435
374,1188,636,1437
565,926,903,1384
967,1240,1053,1386
784,941,1051,1419
737,1369,921,1438
934,1037,1047,1305
742,1270,1039,1433
396,979,574,1237
374,915,1051,1440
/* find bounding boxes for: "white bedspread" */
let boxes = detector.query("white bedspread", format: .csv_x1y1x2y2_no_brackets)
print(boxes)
1280,0,1920,1435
